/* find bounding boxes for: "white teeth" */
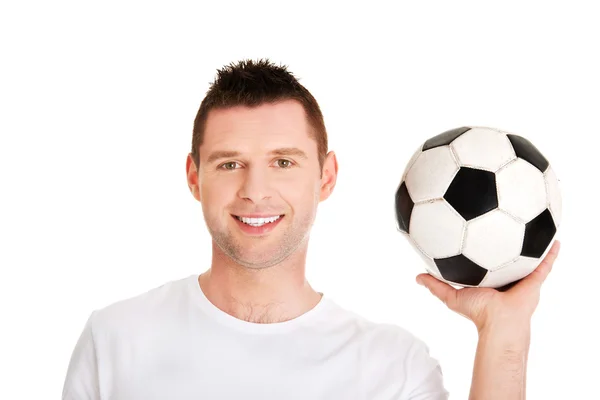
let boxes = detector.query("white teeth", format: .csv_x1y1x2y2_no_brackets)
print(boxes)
236,215,281,227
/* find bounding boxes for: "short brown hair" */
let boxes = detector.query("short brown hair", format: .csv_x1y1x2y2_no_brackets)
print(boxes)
191,58,328,172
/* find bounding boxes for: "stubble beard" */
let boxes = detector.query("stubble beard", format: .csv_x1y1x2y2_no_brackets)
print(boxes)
207,211,315,270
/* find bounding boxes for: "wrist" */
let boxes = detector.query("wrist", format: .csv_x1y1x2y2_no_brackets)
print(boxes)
477,315,532,336
477,319,532,350
470,318,531,399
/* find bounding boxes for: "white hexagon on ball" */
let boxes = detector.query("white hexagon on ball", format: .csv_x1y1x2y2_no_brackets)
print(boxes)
406,234,444,280
497,158,547,222
544,166,562,227
405,146,459,203
462,210,525,271
410,199,465,259
450,127,516,172
401,145,422,182
479,256,540,288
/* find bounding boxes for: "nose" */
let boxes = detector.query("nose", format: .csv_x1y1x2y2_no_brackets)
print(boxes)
237,166,273,202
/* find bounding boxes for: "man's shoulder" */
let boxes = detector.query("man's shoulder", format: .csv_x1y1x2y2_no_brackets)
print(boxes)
326,301,445,395
326,300,428,356
89,274,194,333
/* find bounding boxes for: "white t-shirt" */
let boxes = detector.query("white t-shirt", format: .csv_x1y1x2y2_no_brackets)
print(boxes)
62,274,449,399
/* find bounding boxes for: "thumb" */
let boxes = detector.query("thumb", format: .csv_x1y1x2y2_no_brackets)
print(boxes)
416,273,459,311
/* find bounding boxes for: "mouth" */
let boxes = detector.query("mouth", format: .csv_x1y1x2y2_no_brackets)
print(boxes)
232,214,284,227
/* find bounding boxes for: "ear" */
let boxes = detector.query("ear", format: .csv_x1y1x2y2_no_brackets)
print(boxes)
319,151,338,202
186,153,201,202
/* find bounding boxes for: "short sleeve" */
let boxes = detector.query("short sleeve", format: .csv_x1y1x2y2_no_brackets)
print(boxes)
403,339,450,400
62,311,101,400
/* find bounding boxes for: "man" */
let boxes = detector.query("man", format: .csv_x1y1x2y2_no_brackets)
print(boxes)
62,59,560,399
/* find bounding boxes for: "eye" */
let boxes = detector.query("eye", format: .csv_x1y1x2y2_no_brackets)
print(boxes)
219,161,239,170
276,159,293,168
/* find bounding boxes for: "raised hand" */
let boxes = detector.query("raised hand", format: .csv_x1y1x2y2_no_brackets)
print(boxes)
415,240,561,332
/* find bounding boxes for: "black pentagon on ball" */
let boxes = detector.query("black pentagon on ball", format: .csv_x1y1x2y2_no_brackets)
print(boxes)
395,181,414,233
444,167,498,221
507,134,549,173
522,208,557,258
422,126,471,151
434,254,488,286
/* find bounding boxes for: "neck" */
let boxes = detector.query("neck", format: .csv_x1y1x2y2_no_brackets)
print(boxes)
198,240,322,324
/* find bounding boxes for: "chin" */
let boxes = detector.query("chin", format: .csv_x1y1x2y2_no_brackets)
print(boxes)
232,247,293,269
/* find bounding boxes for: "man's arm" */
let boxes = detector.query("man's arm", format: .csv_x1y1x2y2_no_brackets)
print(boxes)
469,321,531,399
416,240,560,400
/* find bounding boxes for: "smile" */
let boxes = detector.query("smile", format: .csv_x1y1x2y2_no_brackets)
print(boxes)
234,215,283,227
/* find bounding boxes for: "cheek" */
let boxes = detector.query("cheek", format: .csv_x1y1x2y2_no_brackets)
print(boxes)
200,178,235,208
279,177,319,205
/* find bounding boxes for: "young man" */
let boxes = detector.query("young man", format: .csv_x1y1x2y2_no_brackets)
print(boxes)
62,59,560,399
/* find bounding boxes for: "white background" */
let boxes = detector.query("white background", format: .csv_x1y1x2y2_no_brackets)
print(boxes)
1,1,598,398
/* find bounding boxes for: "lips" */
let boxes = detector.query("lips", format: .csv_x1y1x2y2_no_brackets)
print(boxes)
234,215,282,227
231,214,284,235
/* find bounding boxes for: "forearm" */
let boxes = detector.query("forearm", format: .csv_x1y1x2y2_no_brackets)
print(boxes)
469,322,531,400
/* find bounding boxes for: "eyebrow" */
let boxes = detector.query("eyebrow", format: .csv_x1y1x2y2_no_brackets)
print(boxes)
206,147,308,164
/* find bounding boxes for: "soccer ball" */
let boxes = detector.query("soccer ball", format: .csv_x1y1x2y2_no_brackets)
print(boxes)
395,126,562,289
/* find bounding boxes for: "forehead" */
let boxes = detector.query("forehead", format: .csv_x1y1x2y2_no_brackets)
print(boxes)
201,100,314,151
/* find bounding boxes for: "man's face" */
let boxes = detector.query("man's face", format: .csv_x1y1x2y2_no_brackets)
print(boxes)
187,100,337,269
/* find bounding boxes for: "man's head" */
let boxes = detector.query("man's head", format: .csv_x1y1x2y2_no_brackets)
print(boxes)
190,58,329,174
186,59,338,269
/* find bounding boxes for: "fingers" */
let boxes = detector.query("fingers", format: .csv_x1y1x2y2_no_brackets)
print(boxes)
416,273,459,310
519,240,561,290
532,240,560,283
